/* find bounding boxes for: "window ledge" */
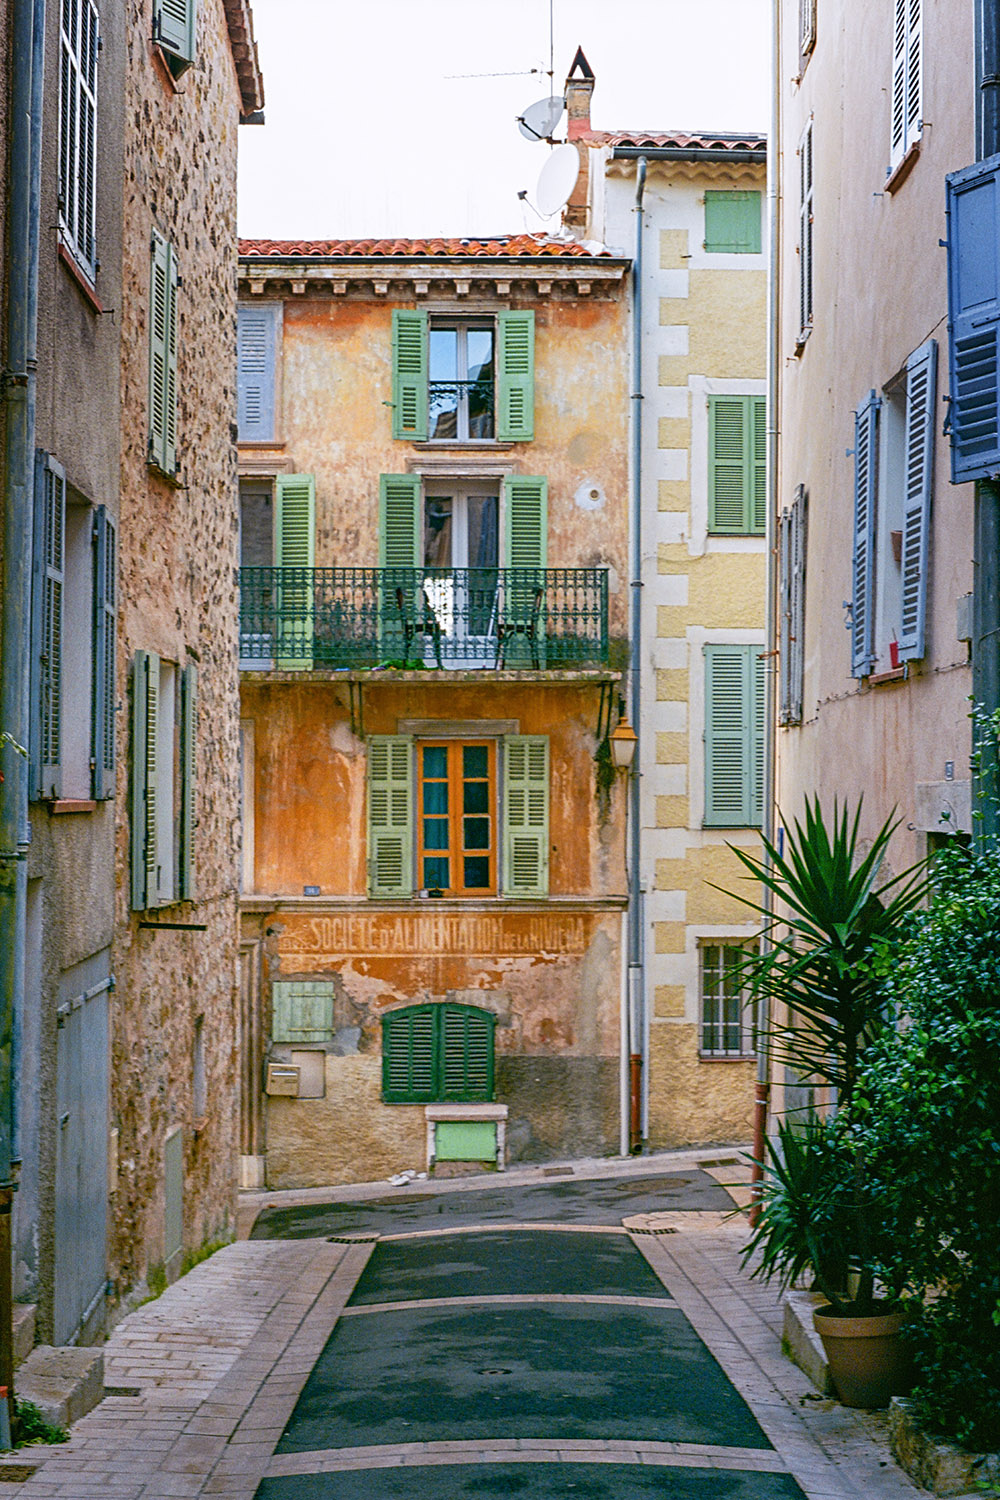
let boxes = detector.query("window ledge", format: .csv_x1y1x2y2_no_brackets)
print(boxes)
698,1053,756,1064
57,244,103,314
793,324,812,356
238,439,285,450
867,664,909,686
885,137,921,194
409,441,517,452
49,798,98,815
147,458,184,488
425,1103,508,1122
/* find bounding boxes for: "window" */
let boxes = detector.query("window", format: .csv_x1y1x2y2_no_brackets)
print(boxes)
391,309,534,442
130,650,197,909
29,453,116,801
704,192,762,254
798,121,814,341
368,733,548,899
890,0,922,171
944,157,1000,484
271,981,335,1043
59,0,99,281
237,304,280,442
382,1002,496,1103
148,230,178,475
708,396,766,533
704,644,765,828
153,0,196,78
700,945,756,1058
779,486,808,725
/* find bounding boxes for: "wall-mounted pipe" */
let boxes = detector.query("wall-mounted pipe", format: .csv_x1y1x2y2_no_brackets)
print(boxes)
613,146,767,165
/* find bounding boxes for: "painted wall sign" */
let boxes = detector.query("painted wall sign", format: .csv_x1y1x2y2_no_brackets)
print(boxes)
276,910,591,962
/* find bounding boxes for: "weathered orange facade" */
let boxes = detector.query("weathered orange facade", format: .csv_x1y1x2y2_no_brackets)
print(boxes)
237,239,631,1187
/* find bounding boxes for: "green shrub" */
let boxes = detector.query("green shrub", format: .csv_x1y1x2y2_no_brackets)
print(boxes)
15,1399,67,1446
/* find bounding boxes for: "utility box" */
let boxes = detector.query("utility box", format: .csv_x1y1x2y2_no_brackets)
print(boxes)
265,1063,300,1097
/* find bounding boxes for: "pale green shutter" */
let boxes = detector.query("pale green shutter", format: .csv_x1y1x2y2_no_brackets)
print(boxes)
154,0,196,70
497,310,535,440
178,662,197,900
271,980,335,1043
751,647,766,827
392,310,428,440
752,398,767,533
382,1004,437,1102
275,473,315,669
378,473,421,660
704,191,762,253
704,644,762,827
131,650,159,909
502,735,549,897
503,475,547,666
709,397,759,532
148,231,177,474
367,735,413,898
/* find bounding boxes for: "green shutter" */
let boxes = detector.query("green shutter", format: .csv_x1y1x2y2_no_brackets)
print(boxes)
502,735,549,897
131,650,159,909
178,662,197,900
148,231,178,474
275,473,315,669
378,473,421,660
367,735,413,897
704,644,763,828
382,1004,437,1102
39,457,66,799
497,310,535,440
154,0,196,69
502,475,547,667
704,190,762,253
271,980,335,1043
752,397,767,533
441,1004,495,1101
91,507,116,799
391,310,428,440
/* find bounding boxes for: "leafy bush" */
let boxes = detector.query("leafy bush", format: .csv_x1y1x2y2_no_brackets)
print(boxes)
15,1399,67,1446
857,842,1000,1451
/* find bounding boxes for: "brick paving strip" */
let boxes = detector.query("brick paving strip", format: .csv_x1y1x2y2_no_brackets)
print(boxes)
337,1292,680,1315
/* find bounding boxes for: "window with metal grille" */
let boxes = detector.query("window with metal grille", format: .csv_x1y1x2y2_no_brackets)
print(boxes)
59,0,99,281
391,310,534,442
381,1002,496,1103
699,944,756,1058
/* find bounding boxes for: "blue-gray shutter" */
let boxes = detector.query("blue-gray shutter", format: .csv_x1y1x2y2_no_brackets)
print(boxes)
945,154,1000,482
899,340,936,661
154,0,196,69
37,455,66,800
91,507,116,799
178,663,197,900
131,650,159,910
851,394,879,677
237,304,278,441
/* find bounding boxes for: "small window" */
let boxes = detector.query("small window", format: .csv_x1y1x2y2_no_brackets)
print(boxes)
704,191,762,254
382,1002,496,1103
419,741,496,896
153,0,196,79
59,0,99,281
700,945,756,1058
779,487,808,726
890,0,922,171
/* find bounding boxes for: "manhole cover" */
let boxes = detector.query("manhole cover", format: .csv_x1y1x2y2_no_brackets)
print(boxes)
478,1367,513,1376
614,1175,692,1193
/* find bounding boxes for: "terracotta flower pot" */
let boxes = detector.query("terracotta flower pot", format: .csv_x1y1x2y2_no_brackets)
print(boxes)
813,1304,912,1409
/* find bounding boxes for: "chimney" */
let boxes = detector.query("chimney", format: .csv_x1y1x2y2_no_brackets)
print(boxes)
563,46,594,234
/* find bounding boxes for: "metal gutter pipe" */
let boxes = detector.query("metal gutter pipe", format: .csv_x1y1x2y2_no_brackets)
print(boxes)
751,0,782,1220
612,146,767,166
627,156,647,1153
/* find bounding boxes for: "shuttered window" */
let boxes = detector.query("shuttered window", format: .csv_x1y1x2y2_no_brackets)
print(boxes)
178,663,197,900
704,192,762,254
392,311,534,443
92,506,116,798
890,0,922,171
148,230,178,476
33,456,66,800
799,121,814,341
502,735,549,897
700,944,756,1057
392,310,428,440
851,393,879,677
382,1002,496,1103
130,650,159,910
59,0,99,281
271,980,335,1043
898,340,936,661
153,0,196,76
237,304,279,441
275,473,315,669
131,652,196,909
708,396,766,533
497,310,535,440
944,158,1000,483
368,736,414,898
704,644,765,828
778,487,808,726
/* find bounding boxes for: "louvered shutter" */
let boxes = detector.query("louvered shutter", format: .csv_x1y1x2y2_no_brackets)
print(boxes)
154,0,196,68
502,735,549,897
799,123,814,338
704,192,762,254
131,650,159,910
272,980,335,1043
378,473,421,660
382,1005,437,1102
851,394,879,677
178,663,197,900
391,310,428,440
441,1004,495,1102
237,305,278,441
503,475,547,666
148,230,178,474
752,398,767,532
891,0,922,169
59,0,99,278
497,310,535,440
367,736,413,898
790,489,807,723
778,506,793,724
898,340,936,660
275,473,315,669
709,398,747,531
800,0,816,54
751,647,766,828
705,645,761,827
945,155,1000,482
36,457,66,800
92,506,116,799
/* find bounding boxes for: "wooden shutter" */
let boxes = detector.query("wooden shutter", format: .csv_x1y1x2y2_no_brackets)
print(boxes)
704,192,761,254
149,230,178,474
131,650,159,910
709,398,750,531
497,310,535,440
441,1004,495,1101
178,663,197,900
502,735,549,897
92,506,116,799
891,0,922,169
752,398,767,532
778,506,793,724
945,158,1000,482
799,122,814,338
898,340,936,661
378,473,421,659
704,644,762,827
789,489,808,723
154,0,196,68
851,393,879,677
504,474,547,570
271,980,335,1043
237,304,278,441
59,0,99,277
37,456,66,800
391,310,428,440
275,473,315,669
367,735,413,898
382,1004,437,1102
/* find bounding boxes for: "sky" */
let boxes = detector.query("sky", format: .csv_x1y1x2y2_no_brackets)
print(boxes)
237,0,770,242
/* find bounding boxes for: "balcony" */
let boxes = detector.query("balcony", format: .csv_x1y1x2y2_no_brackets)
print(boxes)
239,567,610,671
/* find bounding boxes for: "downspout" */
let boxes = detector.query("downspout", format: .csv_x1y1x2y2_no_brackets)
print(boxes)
627,157,647,1153
0,0,44,1425
751,0,781,1219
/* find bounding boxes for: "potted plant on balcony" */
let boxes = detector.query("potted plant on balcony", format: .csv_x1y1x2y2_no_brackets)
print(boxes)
729,797,930,1407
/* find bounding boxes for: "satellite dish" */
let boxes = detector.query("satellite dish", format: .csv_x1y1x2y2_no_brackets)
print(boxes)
517,95,565,142
535,143,580,217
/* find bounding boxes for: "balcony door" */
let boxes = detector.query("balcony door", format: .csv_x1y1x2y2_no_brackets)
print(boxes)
423,485,499,667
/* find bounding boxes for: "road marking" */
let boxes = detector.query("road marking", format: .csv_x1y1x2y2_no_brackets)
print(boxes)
339,1292,680,1316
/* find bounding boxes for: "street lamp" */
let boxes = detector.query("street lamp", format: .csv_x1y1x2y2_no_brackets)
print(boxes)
609,715,637,771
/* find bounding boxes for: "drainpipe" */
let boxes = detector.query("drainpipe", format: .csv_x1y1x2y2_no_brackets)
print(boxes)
626,157,647,1153
751,0,781,1220
1,0,45,1428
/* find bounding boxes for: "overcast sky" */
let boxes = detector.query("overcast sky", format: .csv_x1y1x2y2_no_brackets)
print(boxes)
237,0,770,241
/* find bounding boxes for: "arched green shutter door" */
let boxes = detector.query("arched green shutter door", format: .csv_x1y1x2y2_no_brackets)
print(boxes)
275,473,315,669
497,310,534,440
382,1005,436,1101
367,735,413,898
392,310,428,440
502,735,549,897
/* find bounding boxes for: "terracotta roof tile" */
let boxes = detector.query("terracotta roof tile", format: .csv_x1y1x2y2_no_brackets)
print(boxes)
223,0,264,117
585,129,767,153
238,233,612,260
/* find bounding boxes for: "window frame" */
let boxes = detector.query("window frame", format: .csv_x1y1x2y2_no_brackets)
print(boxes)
699,943,757,1059
428,318,496,442
417,739,497,898
58,0,99,283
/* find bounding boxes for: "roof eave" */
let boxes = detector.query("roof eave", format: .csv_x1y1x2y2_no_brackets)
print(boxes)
224,0,265,118
612,144,766,165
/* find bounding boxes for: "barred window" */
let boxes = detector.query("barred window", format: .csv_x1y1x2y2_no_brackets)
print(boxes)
699,944,756,1058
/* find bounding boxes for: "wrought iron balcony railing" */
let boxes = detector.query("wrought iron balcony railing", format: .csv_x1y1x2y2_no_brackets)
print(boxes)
239,567,609,670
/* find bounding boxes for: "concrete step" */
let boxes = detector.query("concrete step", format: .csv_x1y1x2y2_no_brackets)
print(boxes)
782,1287,835,1395
11,1306,35,1367
15,1344,104,1430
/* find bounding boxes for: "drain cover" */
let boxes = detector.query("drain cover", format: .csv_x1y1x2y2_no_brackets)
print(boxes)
478,1367,513,1376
